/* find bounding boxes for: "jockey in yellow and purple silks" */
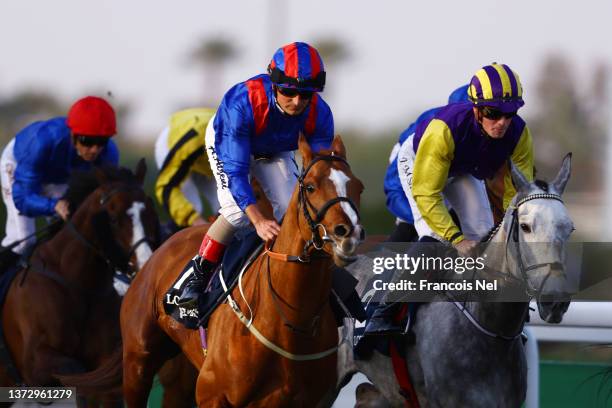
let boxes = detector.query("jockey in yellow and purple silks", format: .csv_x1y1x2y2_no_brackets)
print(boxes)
176,42,334,309
384,84,470,242
409,63,533,255
364,63,534,336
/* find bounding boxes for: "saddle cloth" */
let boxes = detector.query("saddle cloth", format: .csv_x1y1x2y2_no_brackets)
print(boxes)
164,232,263,329
164,232,367,330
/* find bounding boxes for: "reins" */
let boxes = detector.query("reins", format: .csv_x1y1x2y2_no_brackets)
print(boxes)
264,154,360,263
225,153,361,360
453,191,565,341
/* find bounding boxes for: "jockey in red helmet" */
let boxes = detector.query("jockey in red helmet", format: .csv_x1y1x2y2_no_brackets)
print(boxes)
0,96,119,272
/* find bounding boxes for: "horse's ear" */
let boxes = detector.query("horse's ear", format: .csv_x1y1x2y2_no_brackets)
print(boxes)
331,135,347,159
510,160,530,192
135,158,147,186
551,153,572,195
298,132,313,165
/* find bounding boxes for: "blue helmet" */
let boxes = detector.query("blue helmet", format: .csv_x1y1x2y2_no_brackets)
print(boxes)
267,42,326,92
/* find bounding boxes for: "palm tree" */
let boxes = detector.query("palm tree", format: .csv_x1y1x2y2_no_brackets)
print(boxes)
312,37,351,98
189,37,238,106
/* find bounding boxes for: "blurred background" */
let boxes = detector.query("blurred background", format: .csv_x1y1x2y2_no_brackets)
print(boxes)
1,1,611,406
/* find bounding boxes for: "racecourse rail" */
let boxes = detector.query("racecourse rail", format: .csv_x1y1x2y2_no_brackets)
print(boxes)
525,301,612,408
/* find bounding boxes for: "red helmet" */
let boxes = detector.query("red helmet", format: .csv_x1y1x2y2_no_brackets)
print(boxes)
66,96,116,137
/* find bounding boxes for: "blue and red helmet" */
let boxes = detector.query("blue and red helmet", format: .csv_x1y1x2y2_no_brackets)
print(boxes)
468,63,524,113
267,42,326,92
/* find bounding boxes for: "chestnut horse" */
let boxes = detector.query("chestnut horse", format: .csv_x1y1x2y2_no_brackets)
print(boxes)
65,135,364,407
0,162,159,402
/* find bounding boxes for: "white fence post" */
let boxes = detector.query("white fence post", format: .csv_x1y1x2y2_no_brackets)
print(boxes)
524,326,539,408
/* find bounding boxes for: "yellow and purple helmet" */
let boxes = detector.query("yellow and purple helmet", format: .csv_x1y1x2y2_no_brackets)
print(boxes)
468,63,524,113
267,42,326,92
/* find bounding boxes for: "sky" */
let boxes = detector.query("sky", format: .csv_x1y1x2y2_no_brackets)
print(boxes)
1,0,611,140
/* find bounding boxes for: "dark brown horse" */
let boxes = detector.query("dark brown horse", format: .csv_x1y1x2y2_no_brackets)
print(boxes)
0,161,159,403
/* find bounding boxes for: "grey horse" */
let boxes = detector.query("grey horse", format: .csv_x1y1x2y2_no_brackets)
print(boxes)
329,155,575,408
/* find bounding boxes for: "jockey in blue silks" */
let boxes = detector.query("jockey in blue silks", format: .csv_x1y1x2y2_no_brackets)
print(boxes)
0,96,119,273
177,42,334,308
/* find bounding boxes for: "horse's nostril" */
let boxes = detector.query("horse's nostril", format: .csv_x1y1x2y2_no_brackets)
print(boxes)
334,224,349,237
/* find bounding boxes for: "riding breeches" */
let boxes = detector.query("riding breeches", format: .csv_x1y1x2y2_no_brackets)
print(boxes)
204,114,298,229
397,133,494,242
1,139,67,254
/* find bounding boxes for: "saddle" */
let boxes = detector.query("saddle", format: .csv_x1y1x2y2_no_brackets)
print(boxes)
164,231,367,330
164,232,264,329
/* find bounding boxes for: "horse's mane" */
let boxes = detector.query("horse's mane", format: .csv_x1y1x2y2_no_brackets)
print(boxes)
64,165,139,213
481,178,550,243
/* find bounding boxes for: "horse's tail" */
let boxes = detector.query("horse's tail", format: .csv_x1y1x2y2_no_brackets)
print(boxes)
55,345,123,396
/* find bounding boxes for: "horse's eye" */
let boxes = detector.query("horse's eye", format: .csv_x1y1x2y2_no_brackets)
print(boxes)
520,223,531,233
306,184,315,193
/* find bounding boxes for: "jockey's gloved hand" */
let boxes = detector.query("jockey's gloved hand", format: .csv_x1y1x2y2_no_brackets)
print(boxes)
453,239,478,258
54,199,70,221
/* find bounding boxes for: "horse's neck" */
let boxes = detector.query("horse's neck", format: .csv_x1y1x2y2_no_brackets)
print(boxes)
40,205,111,286
265,199,334,319
471,213,529,336
463,300,528,338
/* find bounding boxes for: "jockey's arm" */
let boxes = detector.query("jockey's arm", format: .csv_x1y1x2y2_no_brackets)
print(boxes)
217,103,259,212
245,204,280,241
12,139,58,217
412,119,464,244
502,126,534,209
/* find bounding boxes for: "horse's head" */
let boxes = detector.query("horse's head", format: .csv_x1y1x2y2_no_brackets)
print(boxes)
68,159,160,275
296,134,365,267
504,154,575,322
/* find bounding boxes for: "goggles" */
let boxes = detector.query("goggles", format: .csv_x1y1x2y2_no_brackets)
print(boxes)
276,86,314,99
76,135,109,148
480,106,517,120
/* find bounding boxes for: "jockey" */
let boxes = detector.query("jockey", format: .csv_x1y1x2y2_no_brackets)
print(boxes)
0,96,119,272
365,63,534,335
384,84,469,242
177,42,334,308
154,108,218,231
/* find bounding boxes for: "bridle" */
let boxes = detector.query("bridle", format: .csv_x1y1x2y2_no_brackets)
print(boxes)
453,191,567,341
68,184,155,276
223,153,362,360
503,192,565,296
265,153,361,263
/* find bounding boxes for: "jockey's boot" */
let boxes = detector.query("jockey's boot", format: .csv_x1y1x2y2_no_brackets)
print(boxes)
0,247,20,276
176,235,226,310
363,302,403,335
